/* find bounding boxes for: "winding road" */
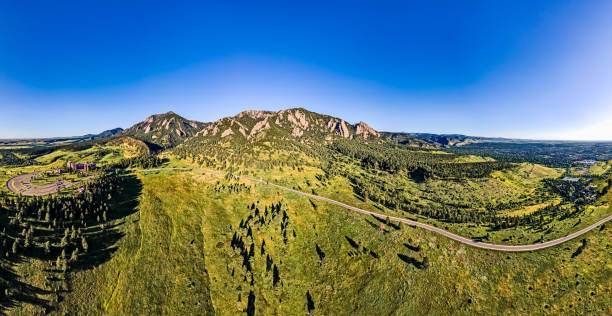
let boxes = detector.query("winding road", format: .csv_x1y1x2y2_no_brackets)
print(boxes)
135,167,612,252
7,172,92,196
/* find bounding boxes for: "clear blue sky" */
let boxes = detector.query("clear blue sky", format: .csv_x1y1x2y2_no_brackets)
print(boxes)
1,1,611,140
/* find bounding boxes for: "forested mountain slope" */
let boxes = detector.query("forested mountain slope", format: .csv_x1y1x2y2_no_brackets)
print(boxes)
188,108,383,145
122,111,208,148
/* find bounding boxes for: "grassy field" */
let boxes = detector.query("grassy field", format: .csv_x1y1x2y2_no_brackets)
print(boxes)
42,171,609,315
590,161,611,176
1,144,610,315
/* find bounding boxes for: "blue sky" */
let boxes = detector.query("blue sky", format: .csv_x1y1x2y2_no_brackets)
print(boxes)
1,1,611,140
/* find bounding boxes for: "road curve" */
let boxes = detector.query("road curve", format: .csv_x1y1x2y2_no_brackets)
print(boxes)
7,172,92,196
135,167,612,252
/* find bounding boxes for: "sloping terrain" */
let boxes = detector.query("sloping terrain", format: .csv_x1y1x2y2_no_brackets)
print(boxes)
48,171,610,315
188,108,384,145
122,111,208,148
1,108,610,315
107,136,151,158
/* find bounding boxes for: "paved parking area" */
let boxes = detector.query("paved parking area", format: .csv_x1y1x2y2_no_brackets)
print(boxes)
7,171,92,196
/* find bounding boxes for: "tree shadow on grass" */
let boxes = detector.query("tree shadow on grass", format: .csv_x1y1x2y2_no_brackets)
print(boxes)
397,253,426,269
0,174,142,313
371,214,400,230
403,243,420,252
0,262,52,314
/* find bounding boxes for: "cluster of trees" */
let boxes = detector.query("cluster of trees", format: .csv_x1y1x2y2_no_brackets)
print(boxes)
0,173,126,298
0,150,38,166
1,175,121,229
228,201,288,311
349,170,586,228
104,155,164,170
171,133,323,173
13,138,106,159
213,181,251,194
544,179,596,204
601,178,612,196
331,140,512,179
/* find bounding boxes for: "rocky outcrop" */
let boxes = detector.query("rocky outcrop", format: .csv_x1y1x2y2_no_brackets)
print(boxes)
327,119,351,138
221,128,234,138
237,110,274,120
122,111,206,147
355,121,379,139
249,118,271,139
292,127,304,137
188,107,382,146
287,110,309,129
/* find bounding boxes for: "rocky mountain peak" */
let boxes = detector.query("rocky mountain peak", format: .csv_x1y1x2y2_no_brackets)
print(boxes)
122,111,207,148
355,121,380,139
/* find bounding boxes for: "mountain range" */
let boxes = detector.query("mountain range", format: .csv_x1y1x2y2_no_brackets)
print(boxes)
116,108,390,149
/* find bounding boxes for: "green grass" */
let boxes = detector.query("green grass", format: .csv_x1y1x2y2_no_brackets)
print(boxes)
45,171,609,315
2,144,611,315
34,145,125,166
2,168,608,315
55,172,215,315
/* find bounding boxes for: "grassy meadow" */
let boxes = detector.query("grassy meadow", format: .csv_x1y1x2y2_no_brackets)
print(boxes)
43,170,610,315
0,140,610,315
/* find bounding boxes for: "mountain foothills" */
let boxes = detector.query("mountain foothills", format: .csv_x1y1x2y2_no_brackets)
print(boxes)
0,107,610,315
121,111,208,148
125,108,387,147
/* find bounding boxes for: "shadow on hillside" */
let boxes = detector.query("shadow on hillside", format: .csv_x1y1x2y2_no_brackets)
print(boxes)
397,253,426,269
0,262,52,313
74,174,142,272
0,174,142,313
403,242,421,252
371,214,401,230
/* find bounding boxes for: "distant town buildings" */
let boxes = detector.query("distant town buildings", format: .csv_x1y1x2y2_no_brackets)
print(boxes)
576,160,596,166
562,177,580,182
67,161,96,172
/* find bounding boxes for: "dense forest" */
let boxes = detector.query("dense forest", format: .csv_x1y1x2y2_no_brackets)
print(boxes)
0,151,38,166
103,155,165,170
331,140,512,180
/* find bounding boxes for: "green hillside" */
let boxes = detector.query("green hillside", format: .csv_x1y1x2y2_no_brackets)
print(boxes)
0,108,610,315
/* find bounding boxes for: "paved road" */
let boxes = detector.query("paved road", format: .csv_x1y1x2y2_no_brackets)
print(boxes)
7,172,92,196
138,167,612,251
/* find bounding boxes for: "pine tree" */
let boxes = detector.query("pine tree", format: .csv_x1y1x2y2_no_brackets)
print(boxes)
81,236,88,252
11,240,18,254
421,257,429,270
70,248,79,262
60,235,68,248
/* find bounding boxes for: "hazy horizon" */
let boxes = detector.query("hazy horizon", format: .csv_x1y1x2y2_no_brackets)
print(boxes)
2,106,612,142
2,1,612,140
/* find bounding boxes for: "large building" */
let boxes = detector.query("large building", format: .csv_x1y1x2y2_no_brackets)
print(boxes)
67,161,96,172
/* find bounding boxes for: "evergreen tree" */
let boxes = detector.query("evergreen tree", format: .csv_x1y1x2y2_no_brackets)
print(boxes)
81,236,88,252
11,240,18,254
